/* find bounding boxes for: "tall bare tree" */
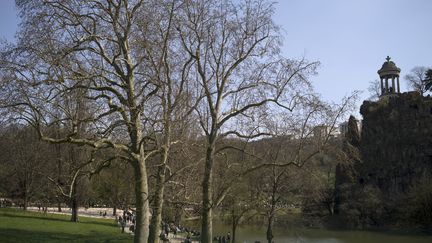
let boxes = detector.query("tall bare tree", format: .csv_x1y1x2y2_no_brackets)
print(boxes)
173,1,332,241
144,0,205,239
0,0,174,241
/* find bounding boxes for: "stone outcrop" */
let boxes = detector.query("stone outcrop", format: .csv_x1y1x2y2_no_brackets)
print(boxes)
359,92,432,194
334,116,361,215
334,92,432,230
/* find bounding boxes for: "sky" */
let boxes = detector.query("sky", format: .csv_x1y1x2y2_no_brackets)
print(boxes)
1,0,431,117
273,0,432,105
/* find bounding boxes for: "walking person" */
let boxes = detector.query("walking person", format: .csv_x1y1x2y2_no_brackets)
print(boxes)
120,218,126,233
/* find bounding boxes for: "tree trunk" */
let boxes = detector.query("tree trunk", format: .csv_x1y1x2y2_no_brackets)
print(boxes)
266,214,274,243
71,196,79,222
70,179,79,222
56,141,62,212
148,81,173,242
23,196,28,211
148,164,167,243
133,160,151,243
23,187,28,211
148,110,171,243
201,143,215,243
113,205,117,216
232,218,237,243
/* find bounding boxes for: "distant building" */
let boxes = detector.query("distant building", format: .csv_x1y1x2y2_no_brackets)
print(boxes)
339,119,362,137
313,125,340,140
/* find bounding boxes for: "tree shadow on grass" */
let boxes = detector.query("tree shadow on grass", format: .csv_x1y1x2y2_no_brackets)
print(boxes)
0,228,132,243
79,219,117,227
0,212,68,223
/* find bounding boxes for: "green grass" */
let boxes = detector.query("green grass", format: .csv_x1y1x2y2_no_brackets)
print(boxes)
0,208,133,243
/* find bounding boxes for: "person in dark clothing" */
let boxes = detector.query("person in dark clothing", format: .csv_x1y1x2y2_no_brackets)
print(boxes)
160,232,170,243
120,219,126,233
184,235,192,243
164,223,170,237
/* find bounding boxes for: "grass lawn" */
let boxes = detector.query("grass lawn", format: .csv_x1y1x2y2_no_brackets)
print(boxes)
0,208,133,243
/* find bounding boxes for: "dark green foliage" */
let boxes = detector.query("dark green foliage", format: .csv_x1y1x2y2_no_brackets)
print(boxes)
338,185,386,229
346,116,360,147
333,115,361,217
424,69,432,91
403,176,432,230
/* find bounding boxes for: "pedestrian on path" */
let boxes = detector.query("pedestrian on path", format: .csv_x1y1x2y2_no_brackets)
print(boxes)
121,218,126,233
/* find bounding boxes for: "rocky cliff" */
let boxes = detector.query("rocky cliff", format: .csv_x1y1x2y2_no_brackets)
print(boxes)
359,92,432,194
333,92,432,230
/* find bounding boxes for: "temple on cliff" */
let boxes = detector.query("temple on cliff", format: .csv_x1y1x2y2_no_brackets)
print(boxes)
360,57,432,193
333,57,432,229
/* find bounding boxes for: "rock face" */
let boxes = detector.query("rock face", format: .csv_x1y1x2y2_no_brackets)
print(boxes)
359,92,432,194
334,92,432,230
333,116,361,215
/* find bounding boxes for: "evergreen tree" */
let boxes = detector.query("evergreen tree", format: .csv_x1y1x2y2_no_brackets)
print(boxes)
424,69,432,91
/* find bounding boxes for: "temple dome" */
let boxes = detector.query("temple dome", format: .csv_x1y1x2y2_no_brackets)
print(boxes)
378,56,401,77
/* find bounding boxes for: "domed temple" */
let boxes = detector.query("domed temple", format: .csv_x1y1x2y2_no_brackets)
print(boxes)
378,56,401,96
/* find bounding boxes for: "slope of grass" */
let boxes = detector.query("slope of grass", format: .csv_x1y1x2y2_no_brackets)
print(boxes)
0,208,132,243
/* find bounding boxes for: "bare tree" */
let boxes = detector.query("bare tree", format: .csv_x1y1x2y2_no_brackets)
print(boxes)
404,66,430,95
367,79,381,101
144,1,202,241
173,1,361,241
0,125,49,211
47,145,98,222
0,0,173,241
92,160,135,215
220,180,261,243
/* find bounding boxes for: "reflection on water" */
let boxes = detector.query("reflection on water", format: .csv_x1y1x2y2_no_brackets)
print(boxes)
208,222,432,243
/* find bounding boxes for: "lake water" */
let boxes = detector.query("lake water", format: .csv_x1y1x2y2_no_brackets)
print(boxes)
210,223,432,243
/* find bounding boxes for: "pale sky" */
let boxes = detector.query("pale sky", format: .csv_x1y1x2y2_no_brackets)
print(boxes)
1,0,431,114
273,0,432,104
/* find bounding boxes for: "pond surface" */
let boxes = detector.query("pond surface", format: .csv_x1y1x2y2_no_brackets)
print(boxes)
210,223,432,243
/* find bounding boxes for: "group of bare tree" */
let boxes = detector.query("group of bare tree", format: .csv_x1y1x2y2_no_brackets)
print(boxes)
0,125,98,220
0,1,356,242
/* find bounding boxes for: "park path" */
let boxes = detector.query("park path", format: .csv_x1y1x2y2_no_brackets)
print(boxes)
26,206,118,219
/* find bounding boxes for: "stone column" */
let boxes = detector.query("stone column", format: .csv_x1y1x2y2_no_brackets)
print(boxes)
385,78,389,93
397,77,400,93
392,77,395,93
380,78,384,95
